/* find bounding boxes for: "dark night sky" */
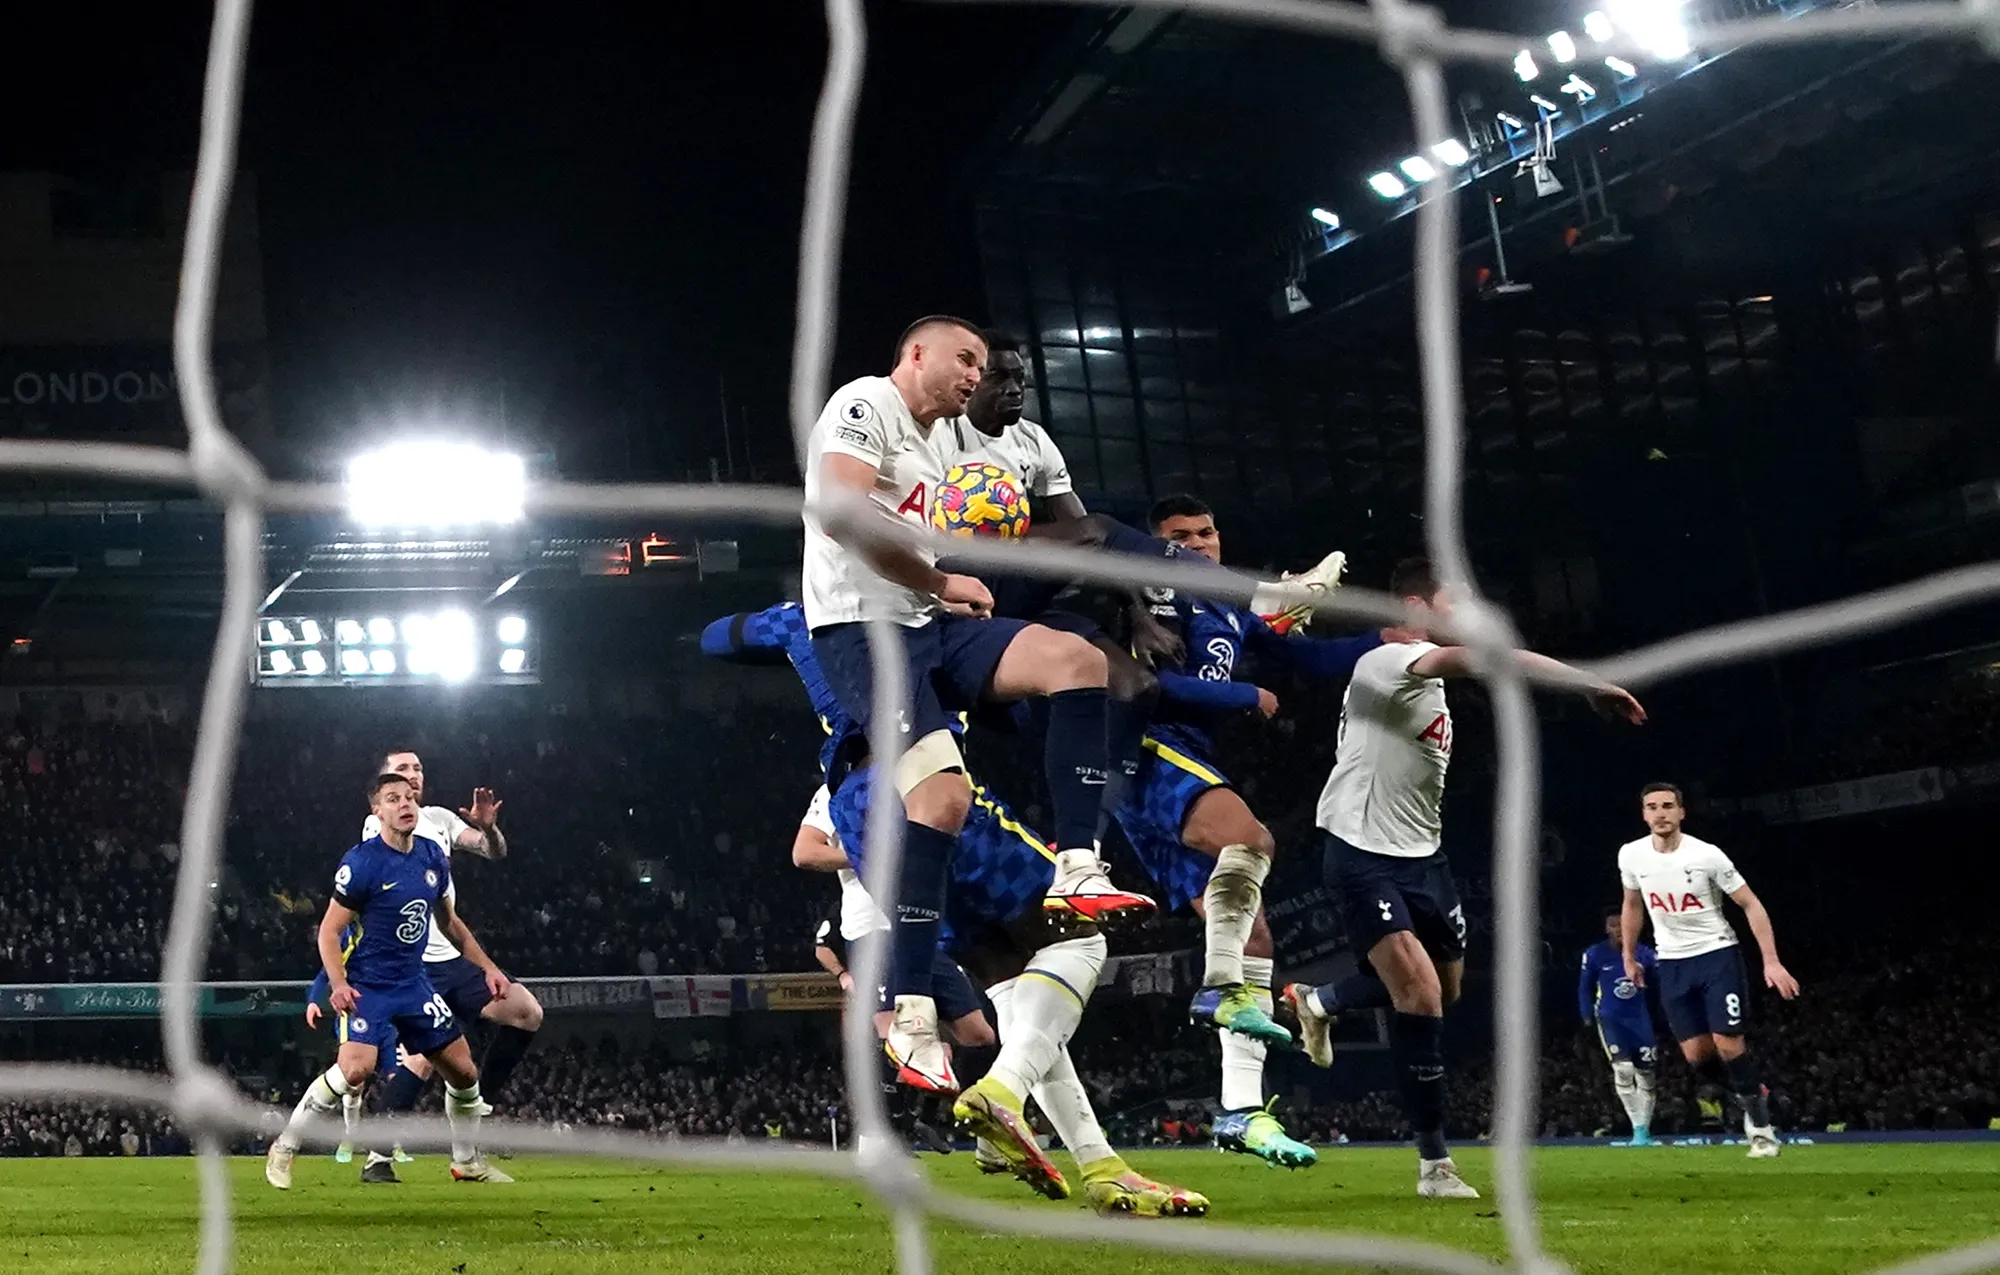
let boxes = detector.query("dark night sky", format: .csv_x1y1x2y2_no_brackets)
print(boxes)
1,1,1073,481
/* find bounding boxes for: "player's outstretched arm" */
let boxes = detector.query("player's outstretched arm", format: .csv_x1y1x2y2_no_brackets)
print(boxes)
456,788,507,860
1247,621,1383,680
1410,645,1646,724
698,612,792,666
1727,883,1800,1000
437,895,511,1002
821,453,990,616
1618,889,1649,987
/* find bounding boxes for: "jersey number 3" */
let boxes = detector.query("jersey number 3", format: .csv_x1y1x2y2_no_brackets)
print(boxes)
396,900,430,945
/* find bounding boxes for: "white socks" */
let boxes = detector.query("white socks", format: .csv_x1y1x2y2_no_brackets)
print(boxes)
984,935,1104,1101
341,1090,363,1140
445,1081,484,1164
988,978,1115,1168
281,1065,351,1150
1220,956,1275,1110
1202,844,1269,988
1612,1060,1655,1132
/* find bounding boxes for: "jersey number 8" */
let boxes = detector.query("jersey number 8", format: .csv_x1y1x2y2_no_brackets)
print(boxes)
1725,992,1742,1026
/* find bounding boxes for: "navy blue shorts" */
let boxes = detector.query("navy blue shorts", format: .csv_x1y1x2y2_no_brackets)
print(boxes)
1324,832,1466,962
811,616,1027,744
850,935,985,1024
1112,726,1226,912
426,955,495,1024
1596,1015,1657,1066
338,977,461,1057
1655,947,1750,1041
832,764,1057,952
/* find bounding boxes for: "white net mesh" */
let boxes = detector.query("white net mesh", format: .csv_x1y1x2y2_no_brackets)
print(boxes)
4,1,1999,1272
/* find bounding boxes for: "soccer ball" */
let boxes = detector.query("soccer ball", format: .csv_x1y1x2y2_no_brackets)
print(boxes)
930,462,1031,539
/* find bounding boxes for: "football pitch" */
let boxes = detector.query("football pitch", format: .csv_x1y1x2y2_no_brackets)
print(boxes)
2,1143,1995,1274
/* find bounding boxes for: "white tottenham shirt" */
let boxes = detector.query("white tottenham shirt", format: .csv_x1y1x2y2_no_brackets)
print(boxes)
1618,834,1745,960
801,375,953,630
802,786,887,943
1316,641,1453,858
943,416,1074,504
361,805,472,963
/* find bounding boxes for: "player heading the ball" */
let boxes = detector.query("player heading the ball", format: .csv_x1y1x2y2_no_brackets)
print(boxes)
800,315,1152,1094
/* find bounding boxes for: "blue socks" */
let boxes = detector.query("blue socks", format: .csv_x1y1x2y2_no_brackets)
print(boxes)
889,820,954,1000
1044,688,1110,850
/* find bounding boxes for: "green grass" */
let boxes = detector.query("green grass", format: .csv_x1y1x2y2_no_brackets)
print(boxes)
1,1143,1996,1274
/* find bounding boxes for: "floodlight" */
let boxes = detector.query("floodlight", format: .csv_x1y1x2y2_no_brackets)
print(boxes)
301,650,328,676
1531,94,1562,113
1609,0,1690,59
406,643,437,676
401,614,431,645
1310,207,1341,228
266,620,293,644
1548,31,1577,63
497,615,528,645
499,648,528,675
367,617,395,645
336,619,364,646
1398,156,1437,182
1367,172,1407,198
344,440,526,529
270,650,295,675
1514,50,1539,81
1606,56,1639,77
1431,139,1471,167
1563,74,1598,101
369,649,397,675
300,620,322,644
1497,111,1528,133
341,649,368,676
1584,10,1614,41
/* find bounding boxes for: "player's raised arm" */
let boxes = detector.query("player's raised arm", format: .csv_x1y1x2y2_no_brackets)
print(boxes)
1726,882,1800,1000
1246,620,1385,680
1619,888,1649,987
1408,645,1646,724
454,787,507,860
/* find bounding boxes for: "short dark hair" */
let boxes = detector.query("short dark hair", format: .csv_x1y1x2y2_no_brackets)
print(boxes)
980,330,1022,357
367,772,412,803
1603,902,1625,920
1147,493,1212,530
892,315,986,367
1389,556,1441,602
379,745,419,771
1640,781,1684,805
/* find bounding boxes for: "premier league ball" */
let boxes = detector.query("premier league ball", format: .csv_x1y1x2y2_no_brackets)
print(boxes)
930,462,1031,539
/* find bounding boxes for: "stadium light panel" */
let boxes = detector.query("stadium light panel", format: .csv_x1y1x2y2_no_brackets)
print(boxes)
1606,55,1639,77
497,615,528,645
405,643,437,676
1584,10,1615,41
367,617,395,645
1367,171,1407,198
1309,207,1341,228
1548,31,1577,63
299,619,322,644
344,441,526,530
499,647,528,675
369,649,397,675
1431,139,1471,167
340,649,368,676
301,650,327,676
1497,111,1527,133
336,619,364,646
266,620,293,644
1514,50,1539,81
1531,94,1562,113
1398,156,1437,183
269,650,295,675
1609,0,1691,59
1564,74,1599,101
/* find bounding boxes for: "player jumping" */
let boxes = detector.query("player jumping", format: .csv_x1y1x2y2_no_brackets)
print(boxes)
1618,782,1799,1158
1580,904,1659,1145
1284,557,1646,1198
802,316,1151,1093
266,772,508,1189
1120,494,1366,1168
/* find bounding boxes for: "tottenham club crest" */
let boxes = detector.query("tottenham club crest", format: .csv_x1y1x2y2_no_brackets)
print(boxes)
425,870,439,888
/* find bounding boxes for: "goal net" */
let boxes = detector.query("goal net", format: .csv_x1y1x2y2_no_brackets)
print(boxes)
4,2,1997,1274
